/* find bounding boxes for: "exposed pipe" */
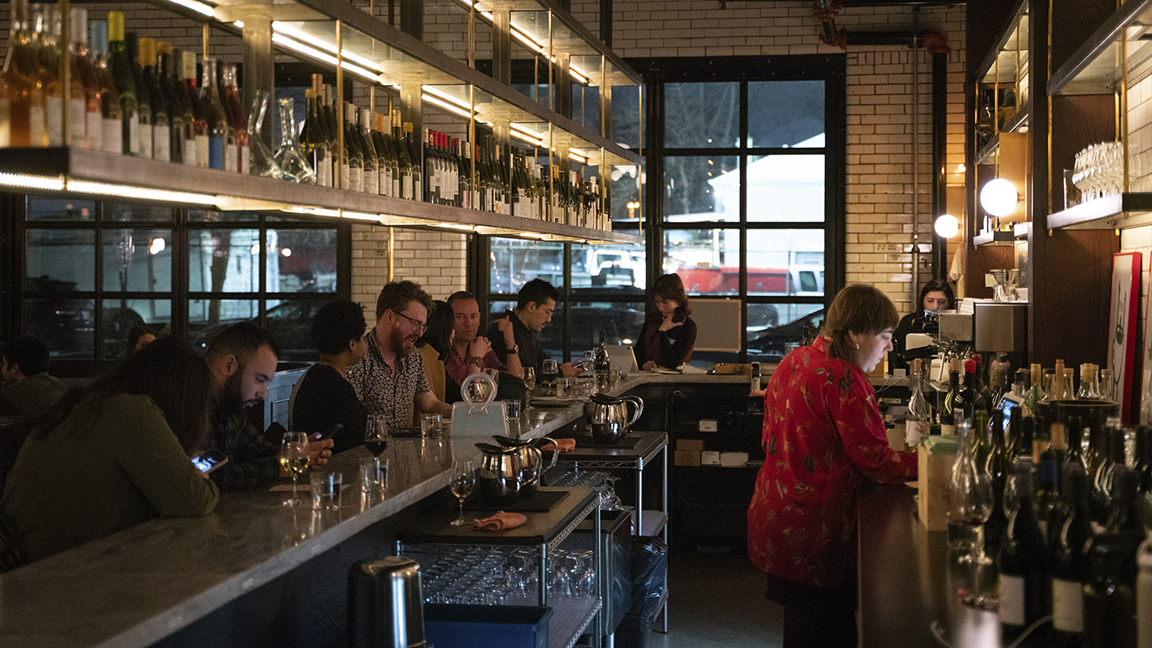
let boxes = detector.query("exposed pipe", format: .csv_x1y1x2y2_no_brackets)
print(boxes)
911,7,920,308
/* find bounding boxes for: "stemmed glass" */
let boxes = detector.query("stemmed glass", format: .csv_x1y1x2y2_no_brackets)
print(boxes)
948,422,994,564
581,350,595,375
280,432,309,507
449,460,476,526
541,359,558,395
365,414,389,461
523,367,536,392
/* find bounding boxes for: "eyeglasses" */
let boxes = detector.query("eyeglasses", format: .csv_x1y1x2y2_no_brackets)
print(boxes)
391,309,427,332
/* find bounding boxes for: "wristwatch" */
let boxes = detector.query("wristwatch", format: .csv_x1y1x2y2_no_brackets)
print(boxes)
507,345,519,354
468,356,484,366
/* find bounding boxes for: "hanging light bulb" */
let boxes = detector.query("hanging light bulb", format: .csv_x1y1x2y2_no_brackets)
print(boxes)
980,178,1019,217
935,214,960,238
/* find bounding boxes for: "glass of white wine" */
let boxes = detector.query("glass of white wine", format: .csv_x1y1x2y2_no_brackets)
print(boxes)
523,367,536,392
449,460,476,526
280,432,310,507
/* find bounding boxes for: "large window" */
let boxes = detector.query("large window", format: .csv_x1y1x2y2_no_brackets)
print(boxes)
15,195,348,363
481,56,844,366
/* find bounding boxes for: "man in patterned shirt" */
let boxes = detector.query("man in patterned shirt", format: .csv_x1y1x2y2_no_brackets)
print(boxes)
203,323,332,493
349,281,453,431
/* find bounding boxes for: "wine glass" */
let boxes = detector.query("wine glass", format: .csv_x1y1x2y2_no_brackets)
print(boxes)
948,423,994,564
449,460,476,526
365,414,389,461
523,367,536,392
541,359,558,395
581,350,595,375
280,432,310,507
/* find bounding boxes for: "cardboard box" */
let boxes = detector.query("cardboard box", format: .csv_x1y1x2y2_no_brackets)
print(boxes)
676,439,705,453
720,451,749,467
701,451,721,466
917,436,958,531
674,450,701,467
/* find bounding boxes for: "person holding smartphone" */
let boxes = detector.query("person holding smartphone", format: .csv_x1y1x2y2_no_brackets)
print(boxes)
635,273,697,371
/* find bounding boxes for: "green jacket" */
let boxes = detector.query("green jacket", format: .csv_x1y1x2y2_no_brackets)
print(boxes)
2,392,219,563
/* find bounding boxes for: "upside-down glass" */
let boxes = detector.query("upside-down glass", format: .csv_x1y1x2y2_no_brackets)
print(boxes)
449,460,476,526
280,432,310,507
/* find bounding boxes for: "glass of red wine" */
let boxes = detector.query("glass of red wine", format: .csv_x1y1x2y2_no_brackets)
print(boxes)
365,414,389,462
540,358,558,396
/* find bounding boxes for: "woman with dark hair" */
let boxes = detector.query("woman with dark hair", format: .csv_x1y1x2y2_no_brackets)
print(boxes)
416,300,453,404
1,336,219,563
747,284,917,648
291,300,369,454
890,278,956,374
125,325,157,355
634,273,698,370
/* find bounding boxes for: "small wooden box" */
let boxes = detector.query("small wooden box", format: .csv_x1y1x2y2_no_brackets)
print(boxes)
917,437,957,532
674,450,701,467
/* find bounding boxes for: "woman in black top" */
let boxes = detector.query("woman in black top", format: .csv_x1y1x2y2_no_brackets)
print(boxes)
291,300,369,454
890,278,955,374
635,274,697,370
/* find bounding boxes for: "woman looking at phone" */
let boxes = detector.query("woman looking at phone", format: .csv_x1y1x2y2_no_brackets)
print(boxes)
2,336,219,564
635,273,697,370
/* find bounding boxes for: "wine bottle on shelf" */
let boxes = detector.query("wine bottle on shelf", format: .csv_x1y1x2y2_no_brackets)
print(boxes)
391,109,412,199
1050,461,1093,648
69,8,99,150
359,107,378,195
138,38,168,162
124,33,153,159
198,58,229,171
424,128,439,204
373,112,395,196
402,121,421,202
107,11,137,155
155,42,183,164
341,102,363,191
87,20,120,154
220,62,247,174
1,0,47,147
1084,466,1142,648
999,457,1052,646
180,51,207,167
42,6,86,148
307,75,332,186
457,138,472,210
33,5,63,147
299,89,327,187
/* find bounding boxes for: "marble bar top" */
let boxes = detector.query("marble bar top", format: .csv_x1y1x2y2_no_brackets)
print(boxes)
0,372,750,648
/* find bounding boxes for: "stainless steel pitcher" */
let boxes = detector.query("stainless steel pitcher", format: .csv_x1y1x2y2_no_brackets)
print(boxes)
493,435,559,498
587,393,644,444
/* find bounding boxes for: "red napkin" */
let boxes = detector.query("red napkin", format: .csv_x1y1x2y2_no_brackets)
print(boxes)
472,511,527,531
541,438,576,452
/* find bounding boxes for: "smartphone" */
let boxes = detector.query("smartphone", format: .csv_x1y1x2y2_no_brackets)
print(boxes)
192,449,228,474
672,310,687,324
312,423,343,442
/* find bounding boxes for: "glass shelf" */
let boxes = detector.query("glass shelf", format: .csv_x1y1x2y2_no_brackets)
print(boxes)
976,0,1030,93
1048,0,1152,95
1046,192,1152,230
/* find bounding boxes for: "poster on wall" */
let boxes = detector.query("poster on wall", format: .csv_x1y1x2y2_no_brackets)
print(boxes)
1110,252,1141,424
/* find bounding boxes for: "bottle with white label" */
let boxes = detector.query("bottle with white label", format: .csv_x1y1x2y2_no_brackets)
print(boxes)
905,358,932,447
998,458,1050,645
1051,462,1092,647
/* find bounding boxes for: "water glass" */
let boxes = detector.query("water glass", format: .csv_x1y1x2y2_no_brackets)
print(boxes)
359,457,388,495
310,471,343,510
421,413,443,438
503,399,522,420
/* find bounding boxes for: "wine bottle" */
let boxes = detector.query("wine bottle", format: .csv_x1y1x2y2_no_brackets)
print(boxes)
359,107,378,195
1051,461,1093,648
180,51,207,167
1035,428,1062,541
1025,363,1045,416
341,102,362,191
460,138,474,209
124,33,151,158
594,330,611,391
984,409,1010,557
220,62,247,174
69,8,99,150
34,5,64,147
391,109,412,199
425,128,439,204
1093,424,1126,526
198,57,229,170
154,41,182,164
138,37,168,162
1084,466,1142,648
87,20,120,154
299,89,328,187
107,11,137,155
403,121,422,201
942,357,961,436
999,458,1052,646
1,0,47,147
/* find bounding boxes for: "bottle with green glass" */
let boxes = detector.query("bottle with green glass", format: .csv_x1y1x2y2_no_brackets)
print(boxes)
106,11,137,155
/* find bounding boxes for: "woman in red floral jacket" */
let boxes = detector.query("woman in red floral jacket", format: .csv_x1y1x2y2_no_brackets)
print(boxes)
747,284,918,648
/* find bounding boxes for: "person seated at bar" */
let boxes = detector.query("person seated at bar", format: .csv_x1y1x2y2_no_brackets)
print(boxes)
126,325,158,355
890,278,955,374
634,273,697,371
0,336,68,418
1,336,220,563
348,281,453,433
416,301,452,404
202,323,333,493
291,300,369,454
747,284,918,648
486,278,580,379
443,291,523,402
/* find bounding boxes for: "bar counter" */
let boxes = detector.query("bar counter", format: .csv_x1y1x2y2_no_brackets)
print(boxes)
0,372,749,648
858,484,1001,647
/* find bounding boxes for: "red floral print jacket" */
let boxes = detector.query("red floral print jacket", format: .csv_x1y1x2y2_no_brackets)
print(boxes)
747,337,917,587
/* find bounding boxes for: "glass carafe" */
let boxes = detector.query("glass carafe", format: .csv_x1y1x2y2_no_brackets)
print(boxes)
275,97,313,183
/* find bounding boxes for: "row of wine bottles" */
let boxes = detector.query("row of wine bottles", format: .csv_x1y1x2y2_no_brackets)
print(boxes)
296,74,606,229
1,3,250,172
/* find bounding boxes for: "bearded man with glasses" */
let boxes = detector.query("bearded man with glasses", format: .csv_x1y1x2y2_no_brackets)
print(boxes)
348,281,453,431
